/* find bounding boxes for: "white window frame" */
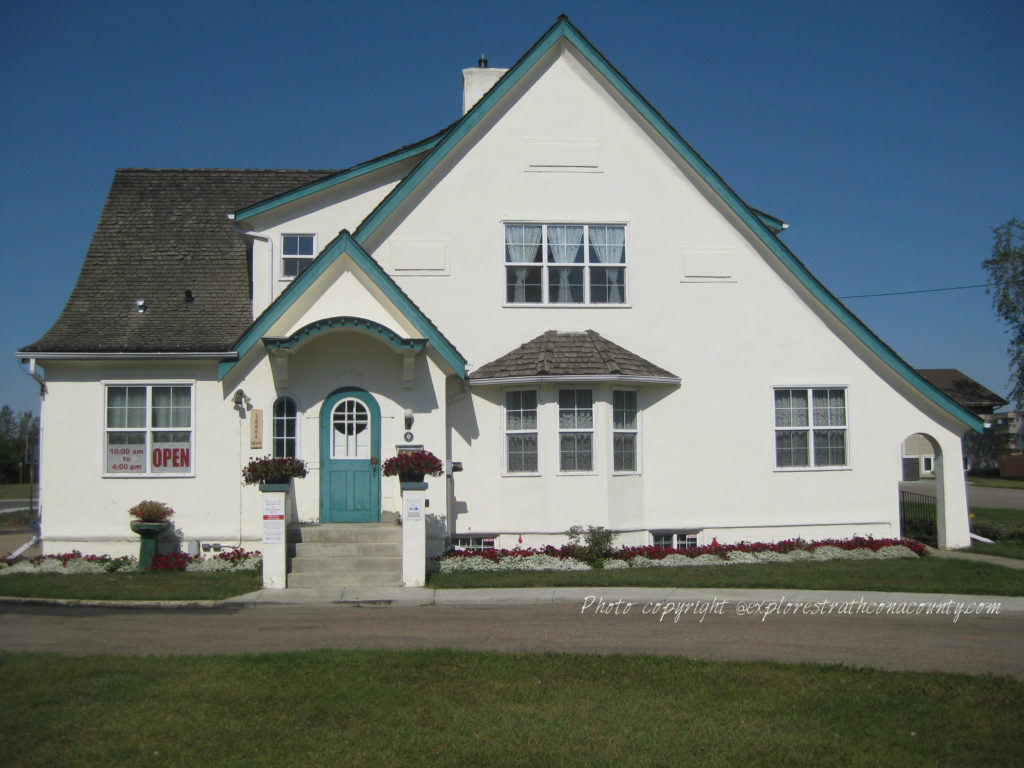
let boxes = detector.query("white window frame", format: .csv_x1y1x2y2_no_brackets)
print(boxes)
450,536,496,551
773,387,849,471
503,223,628,306
503,389,539,475
272,396,299,459
103,382,195,477
281,233,315,280
611,389,641,474
557,388,595,474
652,532,699,549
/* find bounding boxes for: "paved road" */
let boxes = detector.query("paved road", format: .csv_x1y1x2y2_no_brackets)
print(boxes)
2,601,1021,679
0,499,37,513
901,480,1024,510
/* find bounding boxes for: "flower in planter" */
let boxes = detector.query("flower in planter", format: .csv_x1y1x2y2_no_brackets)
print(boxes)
242,455,308,485
127,500,174,523
382,450,444,478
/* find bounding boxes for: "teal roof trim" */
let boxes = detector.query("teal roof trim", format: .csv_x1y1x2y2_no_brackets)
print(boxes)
752,208,787,234
350,14,981,434
218,230,466,381
263,316,427,354
232,134,443,222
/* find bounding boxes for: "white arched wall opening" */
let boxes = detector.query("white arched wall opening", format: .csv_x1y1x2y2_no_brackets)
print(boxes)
901,432,971,549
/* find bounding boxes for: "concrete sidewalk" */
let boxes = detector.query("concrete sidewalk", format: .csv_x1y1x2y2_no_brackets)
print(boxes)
222,584,1024,614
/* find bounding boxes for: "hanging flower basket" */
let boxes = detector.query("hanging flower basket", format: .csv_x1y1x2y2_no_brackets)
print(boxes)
382,450,444,483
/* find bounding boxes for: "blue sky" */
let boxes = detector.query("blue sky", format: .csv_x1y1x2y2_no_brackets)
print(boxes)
1,0,1021,415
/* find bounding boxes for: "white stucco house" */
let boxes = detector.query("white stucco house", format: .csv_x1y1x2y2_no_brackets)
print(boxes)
17,16,980,585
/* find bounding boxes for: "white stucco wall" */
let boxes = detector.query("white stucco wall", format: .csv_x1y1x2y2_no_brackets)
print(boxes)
362,43,972,547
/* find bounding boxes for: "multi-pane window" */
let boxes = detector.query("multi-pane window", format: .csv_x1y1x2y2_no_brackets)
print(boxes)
273,397,297,459
282,234,315,278
332,398,370,459
505,224,626,304
774,388,847,468
451,536,496,551
612,390,639,472
504,390,538,473
558,389,594,472
105,385,193,475
653,532,698,549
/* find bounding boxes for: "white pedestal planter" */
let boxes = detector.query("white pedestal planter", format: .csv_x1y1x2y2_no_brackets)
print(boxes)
259,483,290,589
400,480,428,587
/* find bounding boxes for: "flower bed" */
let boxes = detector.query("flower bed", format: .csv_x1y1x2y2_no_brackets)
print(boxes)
0,549,262,575
436,537,926,573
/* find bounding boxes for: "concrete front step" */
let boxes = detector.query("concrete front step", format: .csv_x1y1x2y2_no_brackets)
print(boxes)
291,541,402,558
289,523,402,544
287,571,402,588
289,555,402,574
286,523,403,588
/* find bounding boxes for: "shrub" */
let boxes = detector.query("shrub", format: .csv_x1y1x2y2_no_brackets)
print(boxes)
127,500,174,523
565,525,617,564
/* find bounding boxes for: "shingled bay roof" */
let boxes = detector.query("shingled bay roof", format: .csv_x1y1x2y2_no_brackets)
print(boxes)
20,168,338,354
469,330,679,383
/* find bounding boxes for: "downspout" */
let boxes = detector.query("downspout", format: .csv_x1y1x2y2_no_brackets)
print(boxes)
22,357,46,394
18,357,45,555
226,214,273,311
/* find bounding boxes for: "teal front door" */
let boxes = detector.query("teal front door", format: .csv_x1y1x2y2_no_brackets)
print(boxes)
319,388,381,522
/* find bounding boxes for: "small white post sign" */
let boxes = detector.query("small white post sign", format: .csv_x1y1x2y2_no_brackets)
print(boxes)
261,492,287,588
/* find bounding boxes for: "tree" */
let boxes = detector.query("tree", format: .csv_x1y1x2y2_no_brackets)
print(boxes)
983,217,1024,409
0,405,39,484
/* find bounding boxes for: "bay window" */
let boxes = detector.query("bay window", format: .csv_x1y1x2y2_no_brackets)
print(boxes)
558,389,594,472
612,390,639,472
504,390,538,473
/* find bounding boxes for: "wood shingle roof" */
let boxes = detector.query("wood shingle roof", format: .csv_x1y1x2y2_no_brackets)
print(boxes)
469,330,678,382
21,168,337,354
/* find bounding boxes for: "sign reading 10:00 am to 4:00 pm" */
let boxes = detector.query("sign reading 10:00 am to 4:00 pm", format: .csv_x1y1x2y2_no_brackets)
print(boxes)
107,444,191,473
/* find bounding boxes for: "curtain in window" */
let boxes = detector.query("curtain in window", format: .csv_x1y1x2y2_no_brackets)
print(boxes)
589,226,625,303
548,225,583,303
506,225,542,303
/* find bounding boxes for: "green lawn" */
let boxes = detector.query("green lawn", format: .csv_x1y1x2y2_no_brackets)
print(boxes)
0,649,1020,767
0,509,35,530
429,557,1024,595
0,483,35,500
967,475,1024,490
0,570,260,601
968,541,1024,560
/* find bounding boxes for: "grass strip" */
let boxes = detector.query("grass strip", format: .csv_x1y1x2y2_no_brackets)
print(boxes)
429,557,1024,594
967,476,1024,490
968,541,1024,560
0,570,260,601
0,649,1020,767
0,484,35,500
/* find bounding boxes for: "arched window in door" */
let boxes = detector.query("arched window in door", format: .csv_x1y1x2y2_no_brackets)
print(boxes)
332,398,370,459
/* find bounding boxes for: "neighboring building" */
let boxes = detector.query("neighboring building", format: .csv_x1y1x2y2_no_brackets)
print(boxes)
17,17,981,581
901,369,1008,478
988,411,1023,453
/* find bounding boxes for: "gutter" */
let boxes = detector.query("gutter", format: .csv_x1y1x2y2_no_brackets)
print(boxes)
20,357,46,393
227,214,273,311
18,352,237,360
467,374,681,387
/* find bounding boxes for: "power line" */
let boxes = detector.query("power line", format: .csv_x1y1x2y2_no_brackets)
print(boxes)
839,277,1022,300
839,283,988,299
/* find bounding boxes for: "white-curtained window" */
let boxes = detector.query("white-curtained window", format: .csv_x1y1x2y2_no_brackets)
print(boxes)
505,224,626,304
774,388,847,468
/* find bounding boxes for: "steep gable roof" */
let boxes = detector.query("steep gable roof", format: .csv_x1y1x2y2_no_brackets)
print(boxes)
346,15,982,433
218,230,466,381
469,331,678,384
21,169,337,355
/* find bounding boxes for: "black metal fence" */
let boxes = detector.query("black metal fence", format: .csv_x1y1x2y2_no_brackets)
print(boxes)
899,490,937,546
